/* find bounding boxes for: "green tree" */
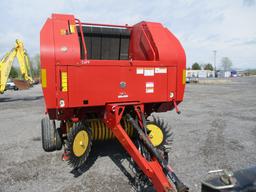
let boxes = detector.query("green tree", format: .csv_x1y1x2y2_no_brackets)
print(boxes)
192,62,201,70
9,66,18,78
204,63,214,71
221,57,232,71
31,54,40,78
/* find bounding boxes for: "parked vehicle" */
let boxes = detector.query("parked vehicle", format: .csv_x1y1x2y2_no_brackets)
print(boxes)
5,80,18,91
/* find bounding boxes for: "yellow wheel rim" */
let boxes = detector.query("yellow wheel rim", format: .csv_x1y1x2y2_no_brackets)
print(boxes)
147,124,164,147
73,130,89,157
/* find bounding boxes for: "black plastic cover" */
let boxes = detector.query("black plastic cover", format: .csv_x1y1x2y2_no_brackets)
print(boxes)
77,26,130,60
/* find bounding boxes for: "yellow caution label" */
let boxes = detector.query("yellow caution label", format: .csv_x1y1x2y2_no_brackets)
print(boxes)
182,69,186,85
41,69,47,88
69,24,76,34
61,72,68,92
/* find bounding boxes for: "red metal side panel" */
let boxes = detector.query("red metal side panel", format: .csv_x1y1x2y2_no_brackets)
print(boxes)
164,29,186,101
129,23,147,60
68,65,124,106
130,22,185,102
167,67,177,100
145,22,179,64
46,14,82,109
129,23,157,61
52,15,80,65
67,64,170,107
122,66,168,102
139,28,157,60
40,18,56,109
55,66,69,108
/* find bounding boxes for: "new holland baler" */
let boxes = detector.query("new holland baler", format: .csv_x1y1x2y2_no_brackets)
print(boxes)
40,14,188,192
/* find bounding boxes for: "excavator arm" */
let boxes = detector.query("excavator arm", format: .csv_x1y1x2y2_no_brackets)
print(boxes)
0,39,34,94
0,48,17,93
15,40,33,82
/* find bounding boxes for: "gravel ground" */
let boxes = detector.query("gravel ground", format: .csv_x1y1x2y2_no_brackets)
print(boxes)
0,77,255,192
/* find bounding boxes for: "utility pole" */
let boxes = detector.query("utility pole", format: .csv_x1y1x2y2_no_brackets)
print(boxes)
213,50,217,77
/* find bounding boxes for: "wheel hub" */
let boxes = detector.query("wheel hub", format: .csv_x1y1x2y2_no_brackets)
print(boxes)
73,130,89,157
147,123,164,147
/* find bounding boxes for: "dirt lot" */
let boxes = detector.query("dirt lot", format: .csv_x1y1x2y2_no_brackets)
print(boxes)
0,77,256,192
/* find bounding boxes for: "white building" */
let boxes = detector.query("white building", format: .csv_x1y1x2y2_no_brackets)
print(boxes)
217,71,231,78
186,70,215,78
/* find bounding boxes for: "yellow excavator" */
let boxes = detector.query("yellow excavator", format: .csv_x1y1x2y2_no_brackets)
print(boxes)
0,39,34,94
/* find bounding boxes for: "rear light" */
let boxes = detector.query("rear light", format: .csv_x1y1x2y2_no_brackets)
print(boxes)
169,92,174,98
60,99,65,107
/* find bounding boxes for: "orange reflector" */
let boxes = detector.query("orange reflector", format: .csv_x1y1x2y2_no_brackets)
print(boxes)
61,72,68,92
182,70,186,85
41,69,47,88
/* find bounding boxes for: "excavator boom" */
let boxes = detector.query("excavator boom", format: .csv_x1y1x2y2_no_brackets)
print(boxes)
0,39,34,94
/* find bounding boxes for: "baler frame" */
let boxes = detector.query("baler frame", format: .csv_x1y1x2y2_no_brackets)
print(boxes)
40,14,188,192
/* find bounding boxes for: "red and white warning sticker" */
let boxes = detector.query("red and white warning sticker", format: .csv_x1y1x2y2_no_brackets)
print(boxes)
155,67,167,74
144,68,155,76
136,68,144,74
137,67,166,76
146,82,154,93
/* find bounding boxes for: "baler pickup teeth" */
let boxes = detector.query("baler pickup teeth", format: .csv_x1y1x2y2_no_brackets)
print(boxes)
127,113,189,192
66,122,92,168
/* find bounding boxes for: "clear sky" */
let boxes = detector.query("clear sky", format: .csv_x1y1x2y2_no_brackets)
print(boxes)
0,0,255,69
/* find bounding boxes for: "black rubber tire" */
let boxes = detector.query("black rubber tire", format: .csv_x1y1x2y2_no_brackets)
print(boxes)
41,116,62,152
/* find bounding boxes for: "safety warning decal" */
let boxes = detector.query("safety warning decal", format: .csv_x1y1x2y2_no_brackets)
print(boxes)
144,68,155,76
155,67,167,74
146,82,154,93
137,67,166,76
136,68,144,74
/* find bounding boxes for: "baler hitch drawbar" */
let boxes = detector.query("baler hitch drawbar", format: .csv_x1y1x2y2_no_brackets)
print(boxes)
104,103,188,192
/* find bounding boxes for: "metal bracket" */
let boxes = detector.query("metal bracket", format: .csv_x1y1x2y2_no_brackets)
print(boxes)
202,169,236,190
